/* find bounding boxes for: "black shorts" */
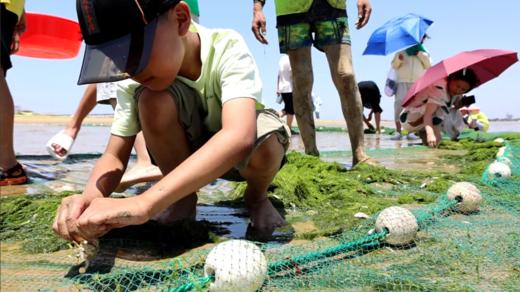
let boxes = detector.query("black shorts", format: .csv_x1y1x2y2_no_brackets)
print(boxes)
362,98,383,113
281,92,294,115
1,4,18,74
358,81,383,113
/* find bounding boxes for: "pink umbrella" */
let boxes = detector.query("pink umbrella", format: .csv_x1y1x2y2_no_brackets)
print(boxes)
402,49,518,107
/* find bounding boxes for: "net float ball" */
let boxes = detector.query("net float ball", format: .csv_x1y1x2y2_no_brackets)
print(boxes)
493,138,505,144
447,182,482,213
497,157,512,167
495,146,506,158
204,240,267,292
488,161,512,179
375,206,418,246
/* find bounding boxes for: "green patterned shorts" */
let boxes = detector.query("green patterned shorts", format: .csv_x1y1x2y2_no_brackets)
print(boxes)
277,16,351,53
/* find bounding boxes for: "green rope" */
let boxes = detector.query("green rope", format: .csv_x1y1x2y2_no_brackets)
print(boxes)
166,275,213,292
267,230,387,274
162,195,465,292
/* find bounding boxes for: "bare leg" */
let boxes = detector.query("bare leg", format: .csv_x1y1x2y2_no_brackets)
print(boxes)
116,131,163,192
323,44,369,166
137,89,197,224
240,135,286,236
286,114,294,129
434,126,442,147
0,69,17,170
288,48,319,156
396,120,402,135
375,112,381,134
51,84,97,157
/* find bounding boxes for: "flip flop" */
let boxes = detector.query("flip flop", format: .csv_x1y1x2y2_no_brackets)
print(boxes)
45,130,75,161
0,163,28,186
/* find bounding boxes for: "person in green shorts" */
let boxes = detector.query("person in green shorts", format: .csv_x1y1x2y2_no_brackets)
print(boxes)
252,0,373,166
53,0,290,242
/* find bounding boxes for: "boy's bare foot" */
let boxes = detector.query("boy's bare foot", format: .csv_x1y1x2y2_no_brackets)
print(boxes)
245,197,286,241
152,193,197,225
115,164,163,192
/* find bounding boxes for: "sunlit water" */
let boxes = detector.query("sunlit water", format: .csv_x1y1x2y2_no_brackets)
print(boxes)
4,121,518,242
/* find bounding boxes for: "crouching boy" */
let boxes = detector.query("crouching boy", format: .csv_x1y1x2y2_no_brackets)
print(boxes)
53,0,290,242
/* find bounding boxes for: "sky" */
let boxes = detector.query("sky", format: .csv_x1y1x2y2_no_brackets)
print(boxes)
7,0,520,120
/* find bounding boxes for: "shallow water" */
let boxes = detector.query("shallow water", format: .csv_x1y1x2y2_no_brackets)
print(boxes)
4,122,516,241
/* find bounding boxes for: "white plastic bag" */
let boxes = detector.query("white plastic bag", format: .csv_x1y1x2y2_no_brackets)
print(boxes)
442,109,465,140
275,94,283,104
384,68,397,97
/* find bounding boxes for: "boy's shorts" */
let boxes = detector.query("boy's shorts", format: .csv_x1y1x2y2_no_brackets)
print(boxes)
277,16,351,54
136,80,291,181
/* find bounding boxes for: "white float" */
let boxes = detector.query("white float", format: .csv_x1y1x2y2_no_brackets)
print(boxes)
375,206,418,246
204,240,267,291
493,138,505,144
488,161,512,178
496,146,506,158
497,157,512,167
447,182,482,213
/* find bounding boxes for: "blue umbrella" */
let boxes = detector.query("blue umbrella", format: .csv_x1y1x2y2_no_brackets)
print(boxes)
363,13,433,56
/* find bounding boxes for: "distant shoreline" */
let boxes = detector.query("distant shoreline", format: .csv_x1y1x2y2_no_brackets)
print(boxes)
14,114,519,129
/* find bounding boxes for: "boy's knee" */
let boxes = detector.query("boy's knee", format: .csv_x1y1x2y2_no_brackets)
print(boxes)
250,135,284,171
138,89,179,131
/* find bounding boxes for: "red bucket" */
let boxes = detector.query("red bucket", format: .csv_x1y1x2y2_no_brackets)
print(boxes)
15,13,82,59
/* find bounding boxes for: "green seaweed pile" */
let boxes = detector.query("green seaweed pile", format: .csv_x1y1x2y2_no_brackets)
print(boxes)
0,133,515,252
227,134,513,239
0,193,70,253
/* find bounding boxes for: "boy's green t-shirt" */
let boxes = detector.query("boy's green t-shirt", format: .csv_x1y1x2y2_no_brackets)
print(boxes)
111,22,263,137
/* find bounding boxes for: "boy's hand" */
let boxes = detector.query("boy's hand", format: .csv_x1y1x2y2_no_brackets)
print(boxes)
53,194,93,243
355,0,372,29
75,197,150,240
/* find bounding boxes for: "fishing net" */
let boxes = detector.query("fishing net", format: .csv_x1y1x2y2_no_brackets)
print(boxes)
1,132,519,291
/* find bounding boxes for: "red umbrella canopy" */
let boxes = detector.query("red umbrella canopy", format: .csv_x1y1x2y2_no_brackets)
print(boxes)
15,13,82,59
402,49,518,107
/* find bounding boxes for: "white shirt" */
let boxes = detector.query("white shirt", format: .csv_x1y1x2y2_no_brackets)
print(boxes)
277,54,292,93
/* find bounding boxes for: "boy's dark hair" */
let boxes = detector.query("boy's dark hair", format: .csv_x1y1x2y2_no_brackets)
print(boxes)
448,68,479,90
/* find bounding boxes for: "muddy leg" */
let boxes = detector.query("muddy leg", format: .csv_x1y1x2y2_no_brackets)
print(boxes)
323,44,369,166
240,135,287,239
287,48,319,156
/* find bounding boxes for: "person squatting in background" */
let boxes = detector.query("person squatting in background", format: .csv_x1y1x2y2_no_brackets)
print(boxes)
400,68,479,147
358,80,383,134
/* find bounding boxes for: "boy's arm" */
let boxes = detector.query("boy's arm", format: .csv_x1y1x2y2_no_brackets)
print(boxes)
83,134,135,199
53,134,134,242
73,98,257,240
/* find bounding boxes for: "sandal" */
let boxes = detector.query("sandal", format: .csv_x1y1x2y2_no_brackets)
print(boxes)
0,163,28,186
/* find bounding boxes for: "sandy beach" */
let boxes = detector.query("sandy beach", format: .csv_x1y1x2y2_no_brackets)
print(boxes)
15,113,519,130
